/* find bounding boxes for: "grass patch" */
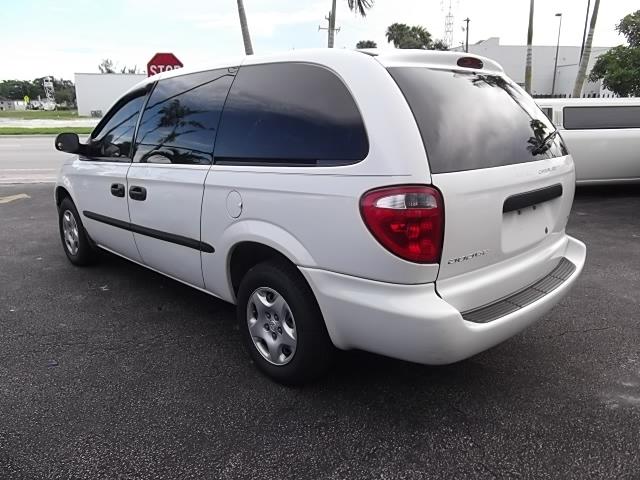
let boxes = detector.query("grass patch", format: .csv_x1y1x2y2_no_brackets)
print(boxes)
0,127,94,135
0,110,83,120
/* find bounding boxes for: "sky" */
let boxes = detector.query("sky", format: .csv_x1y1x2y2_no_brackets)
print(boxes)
0,0,636,80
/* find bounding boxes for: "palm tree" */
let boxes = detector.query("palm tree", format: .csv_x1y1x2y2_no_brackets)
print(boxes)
386,24,440,50
572,0,600,97
328,0,373,47
236,0,253,55
386,23,412,48
524,0,534,93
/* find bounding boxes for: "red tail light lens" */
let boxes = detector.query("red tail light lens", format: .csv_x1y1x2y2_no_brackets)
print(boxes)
457,57,484,69
360,185,444,264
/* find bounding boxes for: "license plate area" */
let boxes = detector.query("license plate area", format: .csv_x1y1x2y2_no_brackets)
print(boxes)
501,202,556,254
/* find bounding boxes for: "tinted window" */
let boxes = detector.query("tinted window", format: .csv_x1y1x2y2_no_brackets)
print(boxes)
388,68,567,174
87,90,146,161
214,63,368,165
563,106,640,130
134,69,235,165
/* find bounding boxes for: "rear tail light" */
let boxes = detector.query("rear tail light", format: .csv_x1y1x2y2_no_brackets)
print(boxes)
457,57,484,69
360,185,444,264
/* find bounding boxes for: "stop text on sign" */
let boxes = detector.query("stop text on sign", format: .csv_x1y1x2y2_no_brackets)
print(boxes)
147,53,184,77
148,64,181,75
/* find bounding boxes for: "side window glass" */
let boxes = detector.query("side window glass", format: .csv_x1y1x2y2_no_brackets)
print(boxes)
563,106,640,130
134,69,235,165
214,63,369,166
87,92,146,160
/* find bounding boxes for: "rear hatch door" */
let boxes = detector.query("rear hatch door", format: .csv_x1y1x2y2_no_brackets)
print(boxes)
388,65,575,312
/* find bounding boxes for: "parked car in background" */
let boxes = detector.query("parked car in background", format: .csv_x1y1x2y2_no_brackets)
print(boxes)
53,49,586,384
537,98,640,184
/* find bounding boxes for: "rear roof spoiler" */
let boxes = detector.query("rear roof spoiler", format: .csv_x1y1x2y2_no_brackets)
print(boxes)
363,49,504,74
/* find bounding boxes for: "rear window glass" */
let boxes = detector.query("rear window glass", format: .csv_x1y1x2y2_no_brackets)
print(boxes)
214,62,368,166
563,106,640,130
388,68,567,174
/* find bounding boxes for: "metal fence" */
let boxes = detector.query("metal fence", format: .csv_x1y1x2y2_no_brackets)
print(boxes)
533,93,620,98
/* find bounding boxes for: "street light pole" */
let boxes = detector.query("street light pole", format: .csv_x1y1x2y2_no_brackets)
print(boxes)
464,18,470,53
551,13,562,96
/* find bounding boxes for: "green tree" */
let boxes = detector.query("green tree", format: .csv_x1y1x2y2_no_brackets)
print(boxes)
573,0,601,97
347,0,372,16
432,39,449,51
589,10,640,96
386,23,412,47
0,80,38,100
0,78,76,106
119,65,140,74
385,23,446,50
356,40,377,48
98,59,115,74
617,9,640,47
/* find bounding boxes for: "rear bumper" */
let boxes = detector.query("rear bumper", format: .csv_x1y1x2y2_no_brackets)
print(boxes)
300,235,586,365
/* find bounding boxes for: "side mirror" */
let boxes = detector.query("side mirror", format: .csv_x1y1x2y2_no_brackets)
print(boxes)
54,133,80,154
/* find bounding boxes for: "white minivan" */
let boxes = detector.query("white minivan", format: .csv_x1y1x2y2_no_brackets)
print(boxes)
54,49,586,384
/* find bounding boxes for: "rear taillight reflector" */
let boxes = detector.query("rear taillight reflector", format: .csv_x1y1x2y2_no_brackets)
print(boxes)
360,185,444,264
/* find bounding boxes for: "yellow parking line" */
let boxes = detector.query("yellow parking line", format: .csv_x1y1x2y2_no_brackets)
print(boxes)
0,193,30,204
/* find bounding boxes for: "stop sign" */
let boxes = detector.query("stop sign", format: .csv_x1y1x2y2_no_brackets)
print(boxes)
147,53,183,77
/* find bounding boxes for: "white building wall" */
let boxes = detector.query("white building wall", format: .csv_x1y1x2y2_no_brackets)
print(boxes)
75,73,146,117
456,38,611,97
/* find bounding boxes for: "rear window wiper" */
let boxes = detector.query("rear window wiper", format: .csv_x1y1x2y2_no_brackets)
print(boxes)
531,130,558,155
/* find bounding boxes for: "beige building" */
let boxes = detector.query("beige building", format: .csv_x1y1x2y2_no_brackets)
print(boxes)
0,98,27,111
75,73,146,117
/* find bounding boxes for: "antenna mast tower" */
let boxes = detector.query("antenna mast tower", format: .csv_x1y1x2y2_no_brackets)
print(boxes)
43,77,56,110
443,0,454,48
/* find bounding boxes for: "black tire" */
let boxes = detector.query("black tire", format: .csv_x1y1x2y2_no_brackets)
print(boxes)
58,197,97,266
237,259,335,385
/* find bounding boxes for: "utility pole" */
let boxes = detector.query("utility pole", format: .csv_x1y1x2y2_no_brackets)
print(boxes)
551,13,563,96
318,0,340,48
464,18,470,52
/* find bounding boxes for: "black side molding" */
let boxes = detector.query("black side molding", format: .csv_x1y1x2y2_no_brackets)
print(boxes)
83,211,215,253
503,184,563,213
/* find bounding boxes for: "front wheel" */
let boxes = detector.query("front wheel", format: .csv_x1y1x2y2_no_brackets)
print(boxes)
237,260,335,385
58,197,97,266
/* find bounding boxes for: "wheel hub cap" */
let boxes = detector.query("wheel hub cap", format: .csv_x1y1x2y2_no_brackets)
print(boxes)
247,287,297,366
62,210,79,256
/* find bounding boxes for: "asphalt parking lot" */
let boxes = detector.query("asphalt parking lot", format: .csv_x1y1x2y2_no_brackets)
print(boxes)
1,183,639,479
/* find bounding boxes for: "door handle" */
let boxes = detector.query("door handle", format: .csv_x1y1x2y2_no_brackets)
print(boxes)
110,183,125,197
129,185,147,201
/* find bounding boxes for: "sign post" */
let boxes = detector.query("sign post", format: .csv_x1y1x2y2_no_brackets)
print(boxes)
147,53,183,77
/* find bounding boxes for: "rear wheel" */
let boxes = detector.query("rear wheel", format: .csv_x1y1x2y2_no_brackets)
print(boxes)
58,197,97,266
237,260,334,384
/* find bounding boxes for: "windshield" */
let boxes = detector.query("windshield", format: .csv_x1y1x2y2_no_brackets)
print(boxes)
388,67,568,174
